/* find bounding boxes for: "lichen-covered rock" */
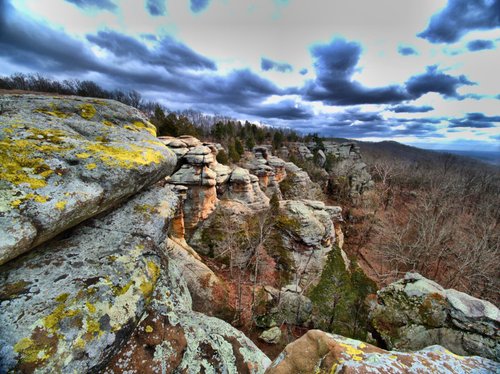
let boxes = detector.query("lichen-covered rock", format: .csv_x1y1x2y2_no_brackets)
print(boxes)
266,330,499,373
369,273,500,361
164,238,229,316
0,94,177,265
259,327,282,345
225,167,270,209
277,199,341,289
280,162,322,200
0,184,179,373
105,255,271,373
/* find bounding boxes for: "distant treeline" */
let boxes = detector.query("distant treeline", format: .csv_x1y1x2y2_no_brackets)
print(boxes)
0,73,307,158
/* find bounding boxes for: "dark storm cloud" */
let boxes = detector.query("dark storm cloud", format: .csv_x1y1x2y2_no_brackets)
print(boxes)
299,68,308,75
398,46,418,56
190,0,211,13
390,104,434,113
406,65,475,99
196,69,282,107
0,1,105,73
87,30,216,71
146,0,166,16
245,100,313,120
64,0,117,11
466,39,495,51
418,0,500,43
302,38,408,105
261,58,293,73
449,112,500,128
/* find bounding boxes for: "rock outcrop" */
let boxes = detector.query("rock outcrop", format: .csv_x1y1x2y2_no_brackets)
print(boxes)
105,249,270,373
277,199,342,289
244,146,287,199
0,184,179,373
225,167,270,209
368,273,500,361
0,95,176,265
280,162,323,200
265,330,499,373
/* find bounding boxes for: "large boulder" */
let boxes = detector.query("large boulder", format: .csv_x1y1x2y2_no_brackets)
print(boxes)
265,330,499,373
0,184,179,373
368,273,500,361
0,94,176,265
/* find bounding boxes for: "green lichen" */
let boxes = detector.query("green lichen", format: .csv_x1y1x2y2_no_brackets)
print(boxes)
79,104,96,120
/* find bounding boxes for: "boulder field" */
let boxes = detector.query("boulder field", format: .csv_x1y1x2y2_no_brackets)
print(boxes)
1,94,498,373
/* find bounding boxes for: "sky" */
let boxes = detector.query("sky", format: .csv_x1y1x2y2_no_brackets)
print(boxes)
0,0,499,151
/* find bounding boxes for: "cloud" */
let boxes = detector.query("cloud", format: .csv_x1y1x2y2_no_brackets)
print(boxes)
390,104,434,113
466,39,495,51
398,45,418,56
261,57,293,73
190,0,210,13
302,38,408,105
299,68,308,75
418,0,500,43
405,65,475,99
245,100,313,120
64,0,117,11
87,30,217,71
146,0,166,16
449,112,500,128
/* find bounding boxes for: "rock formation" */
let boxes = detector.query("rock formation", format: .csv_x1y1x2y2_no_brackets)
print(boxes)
368,273,500,361
265,330,499,373
0,95,177,265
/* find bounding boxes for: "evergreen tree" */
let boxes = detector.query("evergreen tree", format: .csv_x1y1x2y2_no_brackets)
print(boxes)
235,138,244,156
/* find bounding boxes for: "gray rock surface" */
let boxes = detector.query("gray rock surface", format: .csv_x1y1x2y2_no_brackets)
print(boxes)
369,272,500,361
0,94,176,265
0,184,179,373
105,253,271,373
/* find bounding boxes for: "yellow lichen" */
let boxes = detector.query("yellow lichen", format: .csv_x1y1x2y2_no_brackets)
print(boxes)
124,121,157,136
55,201,67,211
35,107,71,119
85,142,164,169
33,195,49,203
112,280,134,296
13,338,51,364
0,127,74,191
86,163,97,170
43,303,79,332
102,120,114,127
73,338,85,350
145,325,153,333
55,293,69,303
76,152,91,159
11,199,22,207
79,103,97,120
86,318,102,337
86,301,96,314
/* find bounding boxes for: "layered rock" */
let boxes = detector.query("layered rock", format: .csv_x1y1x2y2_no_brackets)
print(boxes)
225,167,270,209
243,149,286,200
266,330,499,373
168,145,219,236
368,273,500,361
0,95,177,265
0,184,179,373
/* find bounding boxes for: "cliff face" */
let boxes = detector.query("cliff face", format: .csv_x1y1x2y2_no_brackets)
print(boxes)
1,95,498,373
